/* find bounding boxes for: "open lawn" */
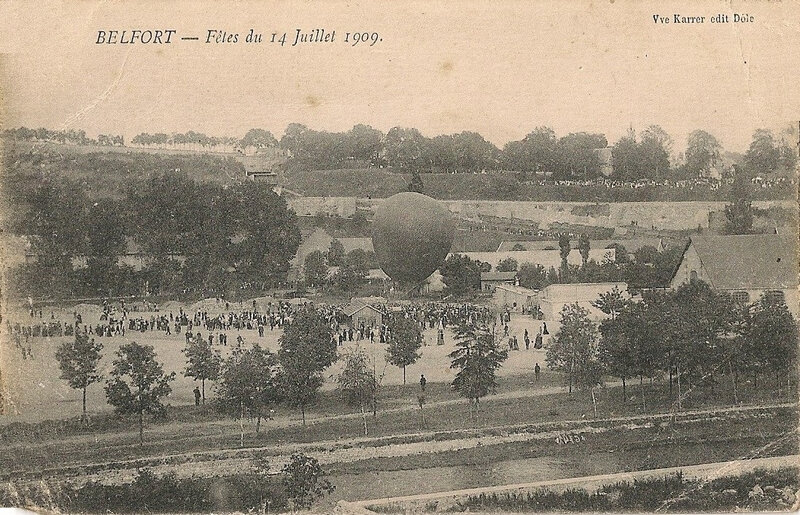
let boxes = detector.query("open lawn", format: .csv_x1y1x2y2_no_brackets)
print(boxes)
0,300,553,424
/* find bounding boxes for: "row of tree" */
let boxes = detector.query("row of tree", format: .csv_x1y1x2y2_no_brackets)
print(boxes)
439,241,685,297
55,307,431,441
9,124,796,180
12,172,300,299
547,281,797,408
2,127,124,146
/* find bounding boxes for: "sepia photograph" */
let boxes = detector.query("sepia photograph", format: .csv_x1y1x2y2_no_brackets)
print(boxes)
0,1,798,513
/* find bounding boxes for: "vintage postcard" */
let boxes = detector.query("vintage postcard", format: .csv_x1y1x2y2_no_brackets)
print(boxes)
0,0,798,513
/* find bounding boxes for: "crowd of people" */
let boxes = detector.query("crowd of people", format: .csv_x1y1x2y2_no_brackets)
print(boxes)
5,297,552,364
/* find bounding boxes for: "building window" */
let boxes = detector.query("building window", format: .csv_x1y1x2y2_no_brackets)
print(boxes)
765,290,785,303
732,291,750,304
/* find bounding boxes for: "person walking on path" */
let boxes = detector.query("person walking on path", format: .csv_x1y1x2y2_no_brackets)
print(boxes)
420,374,427,392
194,386,201,406
534,363,541,382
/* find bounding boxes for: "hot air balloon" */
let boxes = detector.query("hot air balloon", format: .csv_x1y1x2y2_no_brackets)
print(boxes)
371,192,455,286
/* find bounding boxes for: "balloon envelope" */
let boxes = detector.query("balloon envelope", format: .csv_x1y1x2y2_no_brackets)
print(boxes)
372,192,455,285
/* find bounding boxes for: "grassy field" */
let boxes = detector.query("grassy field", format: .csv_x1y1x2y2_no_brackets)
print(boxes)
4,140,794,202
282,168,795,202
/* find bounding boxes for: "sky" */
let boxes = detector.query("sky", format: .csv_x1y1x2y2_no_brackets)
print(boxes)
1,0,799,153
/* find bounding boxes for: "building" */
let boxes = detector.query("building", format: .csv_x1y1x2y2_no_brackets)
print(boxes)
538,282,628,321
342,300,385,328
670,234,799,315
496,238,664,257
453,247,615,270
480,271,517,291
492,284,538,312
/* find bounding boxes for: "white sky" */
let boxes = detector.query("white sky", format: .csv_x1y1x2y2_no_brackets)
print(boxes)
1,0,799,153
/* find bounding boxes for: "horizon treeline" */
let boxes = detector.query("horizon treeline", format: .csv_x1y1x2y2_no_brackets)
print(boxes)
4,124,797,181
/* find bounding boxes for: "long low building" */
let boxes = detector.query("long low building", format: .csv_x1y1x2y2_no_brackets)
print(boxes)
452,248,615,270
496,237,664,255
538,282,629,321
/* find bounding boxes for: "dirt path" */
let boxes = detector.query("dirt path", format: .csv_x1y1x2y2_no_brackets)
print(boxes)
348,454,800,510
7,401,795,486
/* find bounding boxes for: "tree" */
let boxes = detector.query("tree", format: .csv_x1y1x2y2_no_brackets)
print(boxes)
85,199,126,294
746,293,798,395
278,307,337,425
577,233,591,267
744,129,781,175
558,234,571,273
55,332,103,423
610,129,641,181
724,167,755,235
408,170,425,192
383,127,430,171
546,303,603,395
685,130,722,178
183,335,221,405
346,124,383,164
231,182,301,287
338,347,378,434
639,125,672,180
326,239,345,267
440,254,482,296
517,263,549,290
553,132,607,179
282,454,335,510
104,342,175,445
385,315,423,384
496,257,518,272
501,127,557,173
593,287,633,401
672,280,735,397
449,322,508,421
217,342,280,435
239,128,278,149
303,250,328,287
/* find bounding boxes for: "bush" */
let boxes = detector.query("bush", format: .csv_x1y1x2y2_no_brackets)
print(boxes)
1,469,287,513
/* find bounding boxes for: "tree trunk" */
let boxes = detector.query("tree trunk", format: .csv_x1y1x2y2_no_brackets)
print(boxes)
239,401,245,448
677,365,682,411
710,371,715,396
568,372,573,395
640,375,646,411
622,377,627,403
301,404,306,427
730,361,739,405
591,388,598,418
403,366,406,385
361,404,368,435
139,409,144,447
669,367,673,399
201,378,205,405
82,387,88,424
256,414,261,434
